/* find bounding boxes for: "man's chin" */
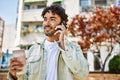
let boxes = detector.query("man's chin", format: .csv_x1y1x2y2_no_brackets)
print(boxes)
45,31,56,36
45,33,54,37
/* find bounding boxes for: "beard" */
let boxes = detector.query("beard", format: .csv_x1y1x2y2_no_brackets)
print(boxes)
44,26,56,37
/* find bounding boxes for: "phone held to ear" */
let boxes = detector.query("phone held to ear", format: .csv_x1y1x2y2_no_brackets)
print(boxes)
56,22,67,31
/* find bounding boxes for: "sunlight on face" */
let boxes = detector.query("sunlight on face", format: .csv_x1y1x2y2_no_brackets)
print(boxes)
42,10,61,37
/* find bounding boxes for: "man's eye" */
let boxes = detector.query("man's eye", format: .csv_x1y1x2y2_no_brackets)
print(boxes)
51,19,56,21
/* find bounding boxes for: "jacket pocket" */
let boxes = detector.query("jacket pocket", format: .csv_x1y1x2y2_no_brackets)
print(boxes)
29,57,41,74
28,53,41,74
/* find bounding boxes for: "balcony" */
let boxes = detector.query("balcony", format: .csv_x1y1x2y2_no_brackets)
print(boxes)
22,9,43,22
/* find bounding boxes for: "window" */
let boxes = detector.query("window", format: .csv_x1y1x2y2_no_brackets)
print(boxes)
21,25,28,31
80,0,91,12
52,1,62,6
31,6,36,9
36,25,43,32
21,25,29,36
37,5,45,9
24,5,30,10
80,0,90,6
95,0,106,5
52,0,62,6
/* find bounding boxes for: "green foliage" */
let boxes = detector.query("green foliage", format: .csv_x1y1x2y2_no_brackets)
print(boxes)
109,55,120,74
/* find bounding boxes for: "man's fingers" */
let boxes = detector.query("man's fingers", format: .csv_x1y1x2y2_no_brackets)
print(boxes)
10,58,24,74
54,30,62,35
10,65,24,73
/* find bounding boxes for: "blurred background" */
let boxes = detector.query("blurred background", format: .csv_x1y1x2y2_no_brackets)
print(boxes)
0,0,120,74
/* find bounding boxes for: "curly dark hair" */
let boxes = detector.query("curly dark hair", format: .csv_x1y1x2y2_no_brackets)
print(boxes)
42,4,68,23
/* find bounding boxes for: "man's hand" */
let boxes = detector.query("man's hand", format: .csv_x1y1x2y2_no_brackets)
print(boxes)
9,57,24,79
55,24,68,49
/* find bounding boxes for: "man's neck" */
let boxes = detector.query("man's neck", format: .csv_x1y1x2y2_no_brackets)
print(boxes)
46,36,59,42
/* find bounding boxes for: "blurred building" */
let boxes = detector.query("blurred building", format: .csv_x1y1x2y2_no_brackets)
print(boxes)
0,17,4,53
2,24,16,53
16,0,117,50
15,0,80,49
80,0,116,12
16,0,46,49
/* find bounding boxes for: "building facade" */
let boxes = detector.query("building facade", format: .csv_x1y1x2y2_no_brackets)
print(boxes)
80,0,116,11
16,0,117,49
0,17,4,53
16,0,80,49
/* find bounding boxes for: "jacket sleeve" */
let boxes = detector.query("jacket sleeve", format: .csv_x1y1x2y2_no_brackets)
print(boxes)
7,72,16,80
7,72,25,80
60,36,89,80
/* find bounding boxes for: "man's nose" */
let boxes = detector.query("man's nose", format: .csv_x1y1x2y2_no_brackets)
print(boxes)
45,20,50,25
44,21,50,27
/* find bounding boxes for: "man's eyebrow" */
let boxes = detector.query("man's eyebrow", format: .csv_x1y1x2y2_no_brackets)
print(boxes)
43,16,57,20
50,16,56,19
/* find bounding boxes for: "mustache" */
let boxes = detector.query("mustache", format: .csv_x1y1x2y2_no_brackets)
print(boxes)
44,26,54,29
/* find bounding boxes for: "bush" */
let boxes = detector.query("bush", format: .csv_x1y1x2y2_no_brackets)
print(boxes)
108,55,120,74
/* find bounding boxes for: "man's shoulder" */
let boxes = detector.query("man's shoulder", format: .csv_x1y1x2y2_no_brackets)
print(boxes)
27,43,44,62
30,42,43,49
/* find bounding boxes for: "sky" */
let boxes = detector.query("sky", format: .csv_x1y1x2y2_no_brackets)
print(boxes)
0,0,18,25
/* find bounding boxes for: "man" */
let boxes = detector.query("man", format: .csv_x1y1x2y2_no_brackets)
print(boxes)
8,5,89,80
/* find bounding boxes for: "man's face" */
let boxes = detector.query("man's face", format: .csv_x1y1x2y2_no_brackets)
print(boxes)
42,10,61,37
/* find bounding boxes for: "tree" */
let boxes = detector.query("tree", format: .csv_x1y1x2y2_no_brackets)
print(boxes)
68,5,120,71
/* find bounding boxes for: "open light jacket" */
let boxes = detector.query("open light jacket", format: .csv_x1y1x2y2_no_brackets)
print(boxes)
8,37,89,80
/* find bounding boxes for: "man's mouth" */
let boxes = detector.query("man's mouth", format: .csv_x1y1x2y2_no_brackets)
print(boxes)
45,26,55,31
44,27,50,31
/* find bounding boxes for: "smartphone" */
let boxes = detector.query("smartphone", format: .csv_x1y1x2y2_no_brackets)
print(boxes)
61,22,67,29
56,22,67,31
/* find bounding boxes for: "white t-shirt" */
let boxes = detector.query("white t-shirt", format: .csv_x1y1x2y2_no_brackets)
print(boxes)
44,40,59,80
